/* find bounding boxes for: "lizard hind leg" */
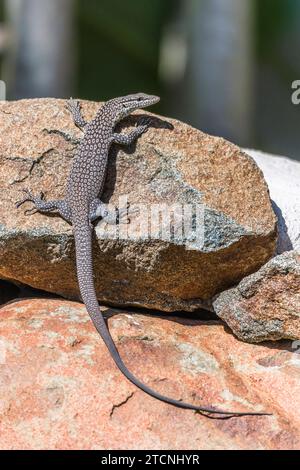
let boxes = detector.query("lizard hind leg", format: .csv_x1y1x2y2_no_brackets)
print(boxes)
89,198,138,225
89,198,113,224
16,189,72,223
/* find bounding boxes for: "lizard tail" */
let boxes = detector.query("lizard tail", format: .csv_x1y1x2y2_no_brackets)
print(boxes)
74,222,271,418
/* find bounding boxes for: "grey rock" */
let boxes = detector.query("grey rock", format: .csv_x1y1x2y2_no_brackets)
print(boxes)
214,251,300,342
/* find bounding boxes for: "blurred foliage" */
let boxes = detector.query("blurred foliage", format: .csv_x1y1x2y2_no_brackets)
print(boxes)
256,0,300,73
256,0,293,55
254,0,300,112
0,0,299,155
76,0,176,110
0,1,5,79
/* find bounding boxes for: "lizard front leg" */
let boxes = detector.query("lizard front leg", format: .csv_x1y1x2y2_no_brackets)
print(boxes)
112,117,151,146
67,98,89,130
16,189,72,223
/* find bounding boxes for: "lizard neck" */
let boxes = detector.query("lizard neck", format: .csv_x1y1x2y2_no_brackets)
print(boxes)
94,103,118,131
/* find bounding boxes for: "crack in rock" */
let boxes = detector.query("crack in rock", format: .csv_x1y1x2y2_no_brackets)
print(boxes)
110,392,135,418
8,148,55,185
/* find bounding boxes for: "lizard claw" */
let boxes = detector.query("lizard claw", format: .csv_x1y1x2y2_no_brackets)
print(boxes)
67,98,81,114
15,189,44,212
117,207,129,224
137,117,152,134
100,204,139,226
138,117,152,126
117,204,139,224
24,207,38,216
16,189,35,208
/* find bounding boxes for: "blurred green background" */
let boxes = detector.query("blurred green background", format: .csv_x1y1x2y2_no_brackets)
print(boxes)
1,0,300,160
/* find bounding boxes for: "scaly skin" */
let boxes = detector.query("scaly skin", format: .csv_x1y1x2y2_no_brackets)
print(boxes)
16,94,271,418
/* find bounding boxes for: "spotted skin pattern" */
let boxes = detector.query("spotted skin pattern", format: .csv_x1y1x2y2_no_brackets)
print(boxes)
16,94,270,418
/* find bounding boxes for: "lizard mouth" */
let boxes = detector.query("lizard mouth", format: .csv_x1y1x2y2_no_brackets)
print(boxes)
144,95,160,107
138,95,160,109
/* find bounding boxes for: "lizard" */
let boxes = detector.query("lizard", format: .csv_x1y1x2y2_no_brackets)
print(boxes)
16,93,270,418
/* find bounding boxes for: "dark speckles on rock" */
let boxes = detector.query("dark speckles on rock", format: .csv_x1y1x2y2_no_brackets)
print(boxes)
204,209,246,251
214,251,300,342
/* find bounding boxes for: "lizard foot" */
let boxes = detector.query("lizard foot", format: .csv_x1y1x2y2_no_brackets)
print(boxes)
136,117,152,134
16,189,45,215
117,204,140,225
67,97,81,114
101,204,139,225
67,98,87,130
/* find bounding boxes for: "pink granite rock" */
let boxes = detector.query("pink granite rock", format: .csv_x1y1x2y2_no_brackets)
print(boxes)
0,298,299,450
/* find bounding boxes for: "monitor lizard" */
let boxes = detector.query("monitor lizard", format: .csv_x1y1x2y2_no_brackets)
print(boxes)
16,93,270,417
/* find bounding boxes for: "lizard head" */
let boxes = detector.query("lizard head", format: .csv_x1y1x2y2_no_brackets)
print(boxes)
108,93,160,123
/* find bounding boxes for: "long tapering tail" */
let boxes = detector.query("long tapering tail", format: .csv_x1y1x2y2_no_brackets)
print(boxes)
74,221,270,417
